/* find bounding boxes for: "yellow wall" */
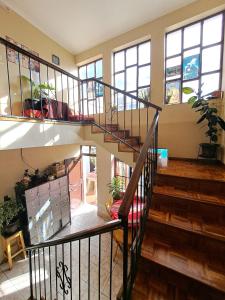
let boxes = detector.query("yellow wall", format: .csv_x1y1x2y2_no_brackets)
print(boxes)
75,0,225,160
0,5,79,116
0,144,80,199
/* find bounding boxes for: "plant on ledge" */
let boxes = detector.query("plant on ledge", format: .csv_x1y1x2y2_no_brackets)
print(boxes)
21,75,55,111
183,87,225,159
108,176,124,201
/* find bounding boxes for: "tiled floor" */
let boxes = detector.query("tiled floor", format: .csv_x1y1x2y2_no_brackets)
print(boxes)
0,203,123,300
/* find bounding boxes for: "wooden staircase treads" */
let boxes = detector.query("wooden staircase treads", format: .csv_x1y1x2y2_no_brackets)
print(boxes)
157,160,225,183
91,124,119,133
148,209,225,242
153,185,225,207
132,259,225,300
118,143,142,152
141,222,225,293
104,130,130,142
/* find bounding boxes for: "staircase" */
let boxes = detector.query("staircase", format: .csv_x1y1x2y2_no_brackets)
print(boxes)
131,159,225,299
89,123,142,165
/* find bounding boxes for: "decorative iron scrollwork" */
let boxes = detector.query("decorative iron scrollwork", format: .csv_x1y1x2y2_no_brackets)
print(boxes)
56,261,71,295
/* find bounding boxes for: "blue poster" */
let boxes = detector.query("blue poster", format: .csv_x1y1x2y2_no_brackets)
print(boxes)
183,54,200,80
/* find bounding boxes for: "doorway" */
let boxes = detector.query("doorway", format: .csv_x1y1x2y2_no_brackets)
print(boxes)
81,146,97,206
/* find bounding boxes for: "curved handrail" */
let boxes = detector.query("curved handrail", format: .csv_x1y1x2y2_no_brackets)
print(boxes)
82,77,162,111
118,111,159,219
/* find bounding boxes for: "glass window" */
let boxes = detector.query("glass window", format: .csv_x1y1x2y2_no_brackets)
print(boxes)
113,40,151,110
78,59,103,114
165,12,224,104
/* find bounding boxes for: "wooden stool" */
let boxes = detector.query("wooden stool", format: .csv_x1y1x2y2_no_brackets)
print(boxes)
1,230,26,270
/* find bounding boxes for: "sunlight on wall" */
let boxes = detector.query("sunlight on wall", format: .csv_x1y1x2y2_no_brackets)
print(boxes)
39,123,53,133
0,122,35,148
44,134,60,146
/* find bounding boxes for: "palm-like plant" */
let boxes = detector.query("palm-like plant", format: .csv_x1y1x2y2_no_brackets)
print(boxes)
108,176,124,200
183,87,225,144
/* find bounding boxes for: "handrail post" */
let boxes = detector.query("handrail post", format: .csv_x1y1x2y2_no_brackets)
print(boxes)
121,217,129,300
28,250,34,300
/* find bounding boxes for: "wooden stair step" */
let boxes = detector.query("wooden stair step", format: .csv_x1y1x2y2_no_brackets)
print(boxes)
91,124,119,133
118,143,142,153
157,160,225,183
153,185,225,207
132,259,224,300
148,208,225,242
104,130,130,142
141,221,225,293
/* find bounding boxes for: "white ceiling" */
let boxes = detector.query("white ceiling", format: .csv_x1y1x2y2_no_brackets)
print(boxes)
2,0,196,54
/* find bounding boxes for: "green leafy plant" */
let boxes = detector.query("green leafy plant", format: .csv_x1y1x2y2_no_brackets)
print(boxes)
183,87,225,143
21,75,55,99
108,176,124,200
0,197,24,233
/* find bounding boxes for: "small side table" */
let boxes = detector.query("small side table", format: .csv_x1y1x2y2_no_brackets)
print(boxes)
1,230,26,270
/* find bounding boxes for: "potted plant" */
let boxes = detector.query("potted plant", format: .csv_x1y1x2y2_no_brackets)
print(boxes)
108,176,124,201
0,196,24,236
183,87,225,159
21,75,55,110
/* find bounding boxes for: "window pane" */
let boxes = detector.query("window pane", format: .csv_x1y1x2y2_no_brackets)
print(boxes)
96,60,103,78
126,92,137,110
139,42,150,65
203,14,223,46
182,80,199,102
126,66,137,91
166,56,181,80
82,83,87,98
88,100,95,115
82,146,90,153
201,73,220,95
184,23,201,49
202,45,221,73
117,93,125,111
126,47,137,66
166,30,182,56
115,72,125,89
79,66,86,79
90,146,96,154
115,51,125,72
166,81,181,104
138,65,150,87
87,63,95,78
183,48,200,81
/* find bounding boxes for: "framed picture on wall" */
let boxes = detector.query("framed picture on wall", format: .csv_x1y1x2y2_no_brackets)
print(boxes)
52,54,60,66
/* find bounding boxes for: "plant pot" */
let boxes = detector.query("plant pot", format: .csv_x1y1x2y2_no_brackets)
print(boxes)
2,219,19,236
199,143,219,159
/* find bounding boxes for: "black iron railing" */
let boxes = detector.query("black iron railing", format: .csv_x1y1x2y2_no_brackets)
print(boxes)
26,111,159,300
0,36,161,299
0,37,161,153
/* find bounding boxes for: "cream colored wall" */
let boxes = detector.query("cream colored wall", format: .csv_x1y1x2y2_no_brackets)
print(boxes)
75,0,225,160
0,5,79,116
0,144,80,199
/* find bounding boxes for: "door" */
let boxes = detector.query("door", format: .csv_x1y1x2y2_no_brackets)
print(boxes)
65,157,83,211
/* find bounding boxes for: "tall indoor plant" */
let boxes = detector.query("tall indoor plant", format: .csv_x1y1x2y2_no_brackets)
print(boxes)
183,87,225,159
108,176,124,201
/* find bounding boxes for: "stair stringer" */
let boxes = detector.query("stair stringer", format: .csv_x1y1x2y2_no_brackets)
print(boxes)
83,125,135,167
